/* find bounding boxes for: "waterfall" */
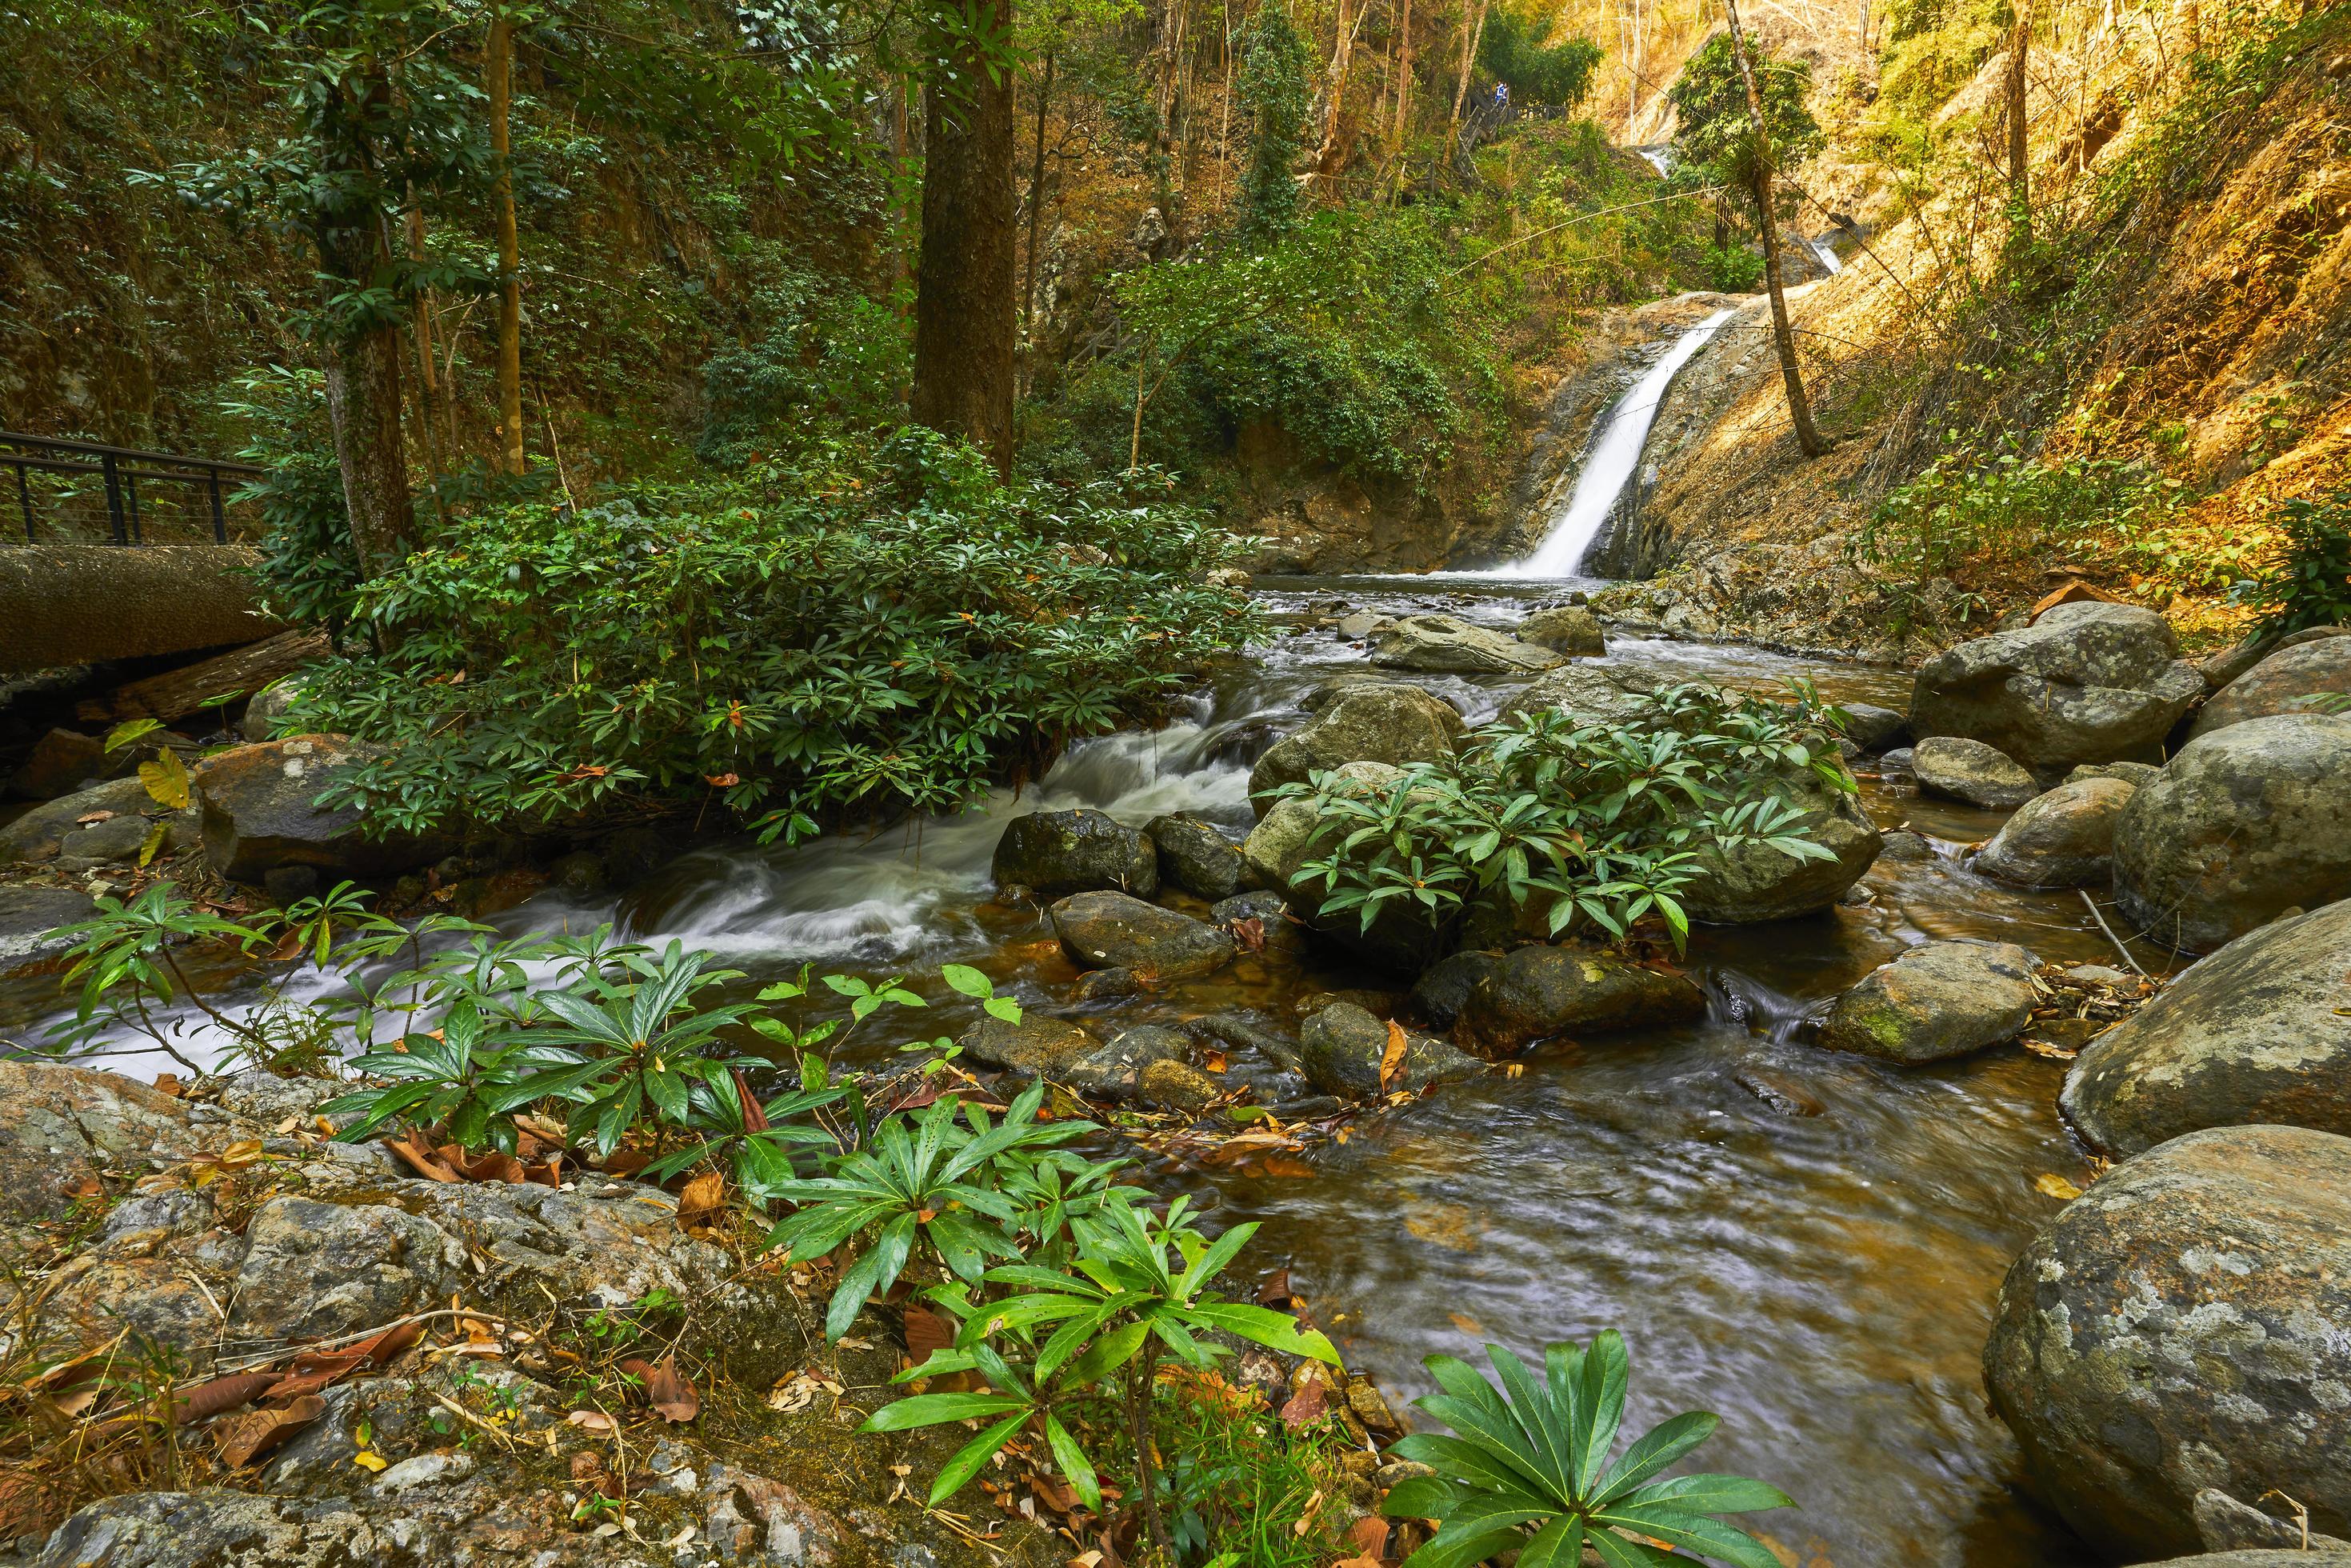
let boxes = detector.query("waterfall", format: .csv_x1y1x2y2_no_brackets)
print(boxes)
1635,144,1676,178
1804,234,1843,274
1489,309,1734,579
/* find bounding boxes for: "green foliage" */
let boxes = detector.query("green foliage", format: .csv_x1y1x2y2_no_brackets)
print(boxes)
1381,1332,1791,1568
697,267,910,466
1853,442,2181,585
278,430,1257,842
1234,6,1312,246
1277,683,1853,959
221,367,362,641
1701,242,1765,294
1476,11,1602,110
1667,33,1822,216
2232,490,2351,636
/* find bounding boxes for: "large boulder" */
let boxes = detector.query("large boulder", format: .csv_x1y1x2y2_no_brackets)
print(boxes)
1246,683,1463,814
957,1014,1099,1075
1144,813,1247,899
1973,776,2136,887
193,736,446,885
1516,605,1606,656
1818,940,2037,1062
2061,898,2351,1156
1496,665,1655,727
1909,601,2205,770
1983,1124,2351,1562
1373,613,1565,675
1678,770,1882,924
1453,945,1705,1058
990,808,1158,899
2189,634,2351,739
1049,890,1237,980
1241,762,1434,966
2111,714,2351,952
1911,736,2040,809
1297,1002,1484,1097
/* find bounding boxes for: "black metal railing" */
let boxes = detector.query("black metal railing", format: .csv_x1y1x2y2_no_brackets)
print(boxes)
2,431,266,546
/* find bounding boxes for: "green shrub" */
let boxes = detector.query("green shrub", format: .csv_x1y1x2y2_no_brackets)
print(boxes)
1477,10,1603,109
222,368,363,643
698,267,909,467
2232,490,2351,635
1853,444,2181,584
276,429,1257,842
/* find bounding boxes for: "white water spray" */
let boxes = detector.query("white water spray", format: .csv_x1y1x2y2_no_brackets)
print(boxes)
1804,234,1843,274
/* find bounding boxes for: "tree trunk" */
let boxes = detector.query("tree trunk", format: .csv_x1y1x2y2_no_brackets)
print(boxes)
1449,0,1488,146
911,0,1018,478
403,202,443,482
1316,0,1357,177
488,6,526,476
1023,51,1055,334
1725,0,1826,459
1391,0,1413,148
2006,2,2030,228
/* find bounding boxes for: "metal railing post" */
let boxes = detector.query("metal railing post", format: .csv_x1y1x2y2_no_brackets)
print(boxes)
101,450,127,544
208,470,227,543
13,461,30,543
125,466,143,543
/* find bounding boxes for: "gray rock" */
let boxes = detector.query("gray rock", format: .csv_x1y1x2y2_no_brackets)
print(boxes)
957,1014,1098,1076
0,883,94,968
2113,714,2351,952
0,776,165,867
1050,890,1236,980
1407,950,1502,1029
1911,736,2040,809
374,1450,476,1494
194,737,446,885
0,1058,214,1222
1819,940,2038,1062
1837,702,1908,752
1453,945,1705,1058
2061,963,2137,987
2064,759,2162,789
227,1196,463,1343
1877,746,1915,774
1335,610,1393,640
1496,664,1655,727
2189,634,2351,739
1984,1124,2351,1561
1187,1011,1307,1074
1144,813,1247,899
1210,890,1287,926
2197,623,2351,690
2193,1488,2351,1554
1516,605,1606,656
1137,1058,1223,1114
1065,1025,1190,1100
1245,684,1463,814
990,808,1158,899
1974,777,2136,887
1680,769,1882,923
1297,1002,1483,1097
1373,613,1565,674
1877,829,1934,862
1910,601,2205,769
2061,898,2351,1156
242,674,308,742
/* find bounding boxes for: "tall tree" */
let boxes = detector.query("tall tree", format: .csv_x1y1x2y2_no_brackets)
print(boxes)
488,2,526,475
1234,4,1310,245
2005,0,2030,232
910,0,1019,474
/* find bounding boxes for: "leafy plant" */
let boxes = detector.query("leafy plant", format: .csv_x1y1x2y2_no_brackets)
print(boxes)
322,999,591,1154
2232,490,2351,635
1477,9,1602,109
1381,1332,1792,1568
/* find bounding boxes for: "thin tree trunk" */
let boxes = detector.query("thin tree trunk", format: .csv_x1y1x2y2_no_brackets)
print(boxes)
1725,0,1826,459
402,201,443,483
321,227,417,576
488,5,525,476
1126,1345,1174,1564
2006,1,2030,230
1023,51,1054,334
911,0,1018,477
1449,0,1488,146
1391,0,1413,147
1316,0,1358,175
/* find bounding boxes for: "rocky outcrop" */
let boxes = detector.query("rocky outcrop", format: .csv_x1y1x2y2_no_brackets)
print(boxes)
2189,634,2351,738
1679,770,1881,923
1496,664,1656,726
1452,945,1705,1057
0,1058,217,1224
1516,605,1606,656
0,775,197,872
1909,602,2205,770
1143,813,1247,898
1065,1025,1191,1100
1246,683,1463,812
1973,776,2136,887
1818,940,2037,1062
990,808,1158,899
1049,890,1237,979
1909,736,2040,809
2061,899,2351,1155
1372,613,1565,675
2111,714,2351,952
1983,1124,2351,1562
1297,1002,1483,1096
193,737,446,885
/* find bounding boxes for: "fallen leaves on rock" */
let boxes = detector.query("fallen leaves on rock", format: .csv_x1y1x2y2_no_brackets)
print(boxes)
213,1394,327,1468
2033,1172,2085,1200
617,1353,699,1423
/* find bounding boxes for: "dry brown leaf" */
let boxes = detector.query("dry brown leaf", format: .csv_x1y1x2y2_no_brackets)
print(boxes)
1256,1268,1293,1307
213,1394,326,1468
385,1133,459,1183
1346,1516,1391,1558
178,1371,280,1423
2034,1172,2085,1200
902,1302,957,1362
1278,1378,1329,1430
677,1171,726,1227
643,1353,699,1423
1378,1021,1410,1094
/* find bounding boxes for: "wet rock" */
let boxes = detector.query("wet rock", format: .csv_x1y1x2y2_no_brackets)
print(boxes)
1211,889,1287,926
1973,776,2136,887
1406,950,1502,1029
1837,703,1908,753
1496,664,1655,727
1877,746,1915,774
1911,736,2039,810
1877,829,1934,862
1050,890,1236,980
0,882,94,970
1245,684,1463,814
1069,966,1145,1002
2189,634,2351,739
1516,605,1606,656
990,808,1158,899
241,674,307,742
2061,899,2351,1156
2111,714,2351,952
1145,813,1246,898
1680,769,1882,923
1188,1011,1307,1074
1983,1124,2351,1562
1336,610,1394,640
1138,1058,1223,1114
1297,1002,1482,1096
1373,613,1565,675
1732,1068,1824,1117
1453,946,1705,1058
194,736,447,885
958,1014,1099,1076
1819,940,2037,1062
2064,759,2162,789
1909,601,2205,770
1065,1025,1189,1100
2193,1489,2351,1554
0,1058,216,1222
0,776,167,867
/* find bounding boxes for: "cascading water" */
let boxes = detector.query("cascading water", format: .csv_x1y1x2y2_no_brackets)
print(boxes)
1489,308,1733,578
1804,234,1844,274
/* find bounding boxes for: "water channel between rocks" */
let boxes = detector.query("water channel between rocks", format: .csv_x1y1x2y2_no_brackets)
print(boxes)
38,575,2132,1567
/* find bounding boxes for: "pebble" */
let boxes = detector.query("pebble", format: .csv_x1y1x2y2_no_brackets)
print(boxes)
2061,963,2135,988
374,1450,474,1494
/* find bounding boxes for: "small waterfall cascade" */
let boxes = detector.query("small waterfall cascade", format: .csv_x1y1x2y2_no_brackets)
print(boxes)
1803,234,1844,274
1489,308,1733,578
1634,144,1677,178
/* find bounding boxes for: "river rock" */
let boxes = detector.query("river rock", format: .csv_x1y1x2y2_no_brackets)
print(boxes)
0,1058,214,1223
1911,736,2040,809
958,1014,1099,1075
2197,623,2351,690
1516,605,1606,656
1819,940,2038,1062
1297,1002,1483,1096
0,882,95,971
1373,613,1565,675
1837,703,1908,753
0,776,171,868
1407,950,1502,1028
1679,769,1882,923
2064,759,2162,789
194,736,446,885
1496,664,1656,727
1144,813,1247,898
990,808,1158,899
1137,1058,1222,1114
1065,1025,1190,1100
2061,899,2351,1156
1049,890,1236,979
1246,683,1463,813
1909,601,2205,770
1973,776,2136,887
2189,634,2351,739
1453,945,1705,1058
1983,1124,2351,1561
2112,714,2351,952
2193,1488,2351,1554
